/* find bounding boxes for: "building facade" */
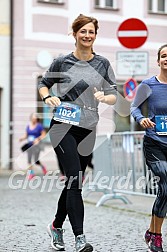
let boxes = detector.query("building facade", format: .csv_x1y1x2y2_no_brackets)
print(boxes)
1,0,167,169
0,0,10,169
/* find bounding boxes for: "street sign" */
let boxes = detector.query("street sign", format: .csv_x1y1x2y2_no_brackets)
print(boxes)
124,78,137,101
117,18,148,49
116,51,148,76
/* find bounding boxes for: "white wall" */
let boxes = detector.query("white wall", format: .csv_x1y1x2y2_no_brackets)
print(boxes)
0,0,10,168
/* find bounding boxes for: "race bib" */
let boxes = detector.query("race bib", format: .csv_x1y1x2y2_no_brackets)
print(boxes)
53,102,81,125
28,135,35,142
155,115,167,135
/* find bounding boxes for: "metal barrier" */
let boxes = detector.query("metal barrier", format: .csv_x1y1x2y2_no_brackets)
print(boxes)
83,131,158,207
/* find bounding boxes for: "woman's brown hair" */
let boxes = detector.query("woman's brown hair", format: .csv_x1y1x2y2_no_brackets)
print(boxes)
30,112,40,122
72,14,99,34
157,44,167,61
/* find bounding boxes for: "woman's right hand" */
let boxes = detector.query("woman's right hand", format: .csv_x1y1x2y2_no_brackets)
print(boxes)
140,118,156,128
19,137,25,142
45,96,61,107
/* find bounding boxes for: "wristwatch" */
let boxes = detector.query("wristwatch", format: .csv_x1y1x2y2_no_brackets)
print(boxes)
42,95,51,103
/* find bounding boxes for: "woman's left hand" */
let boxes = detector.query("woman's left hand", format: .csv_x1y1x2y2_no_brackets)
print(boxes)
94,88,106,103
33,138,40,145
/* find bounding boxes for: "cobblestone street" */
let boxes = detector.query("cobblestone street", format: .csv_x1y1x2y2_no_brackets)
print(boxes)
0,174,167,252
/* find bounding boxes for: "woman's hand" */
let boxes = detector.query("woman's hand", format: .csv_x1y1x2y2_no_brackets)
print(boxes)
19,134,27,142
94,87,117,105
33,138,40,145
45,96,61,107
39,87,61,107
140,118,156,128
94,88,105,103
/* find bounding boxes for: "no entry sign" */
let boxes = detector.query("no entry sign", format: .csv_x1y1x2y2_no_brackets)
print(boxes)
117,18,148,49
124,78,137,101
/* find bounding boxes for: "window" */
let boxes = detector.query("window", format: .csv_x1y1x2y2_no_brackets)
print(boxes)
95,0,117,9
148,0,167,14
38,0,64,4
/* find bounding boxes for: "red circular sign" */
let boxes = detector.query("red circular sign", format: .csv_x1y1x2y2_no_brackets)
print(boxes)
117,18,148,49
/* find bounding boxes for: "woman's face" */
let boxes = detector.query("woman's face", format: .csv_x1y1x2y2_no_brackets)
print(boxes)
73,22,96,49
31,113,38,123
158,46,167,70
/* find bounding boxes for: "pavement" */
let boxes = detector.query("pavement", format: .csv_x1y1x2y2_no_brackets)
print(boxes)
0,169,167,252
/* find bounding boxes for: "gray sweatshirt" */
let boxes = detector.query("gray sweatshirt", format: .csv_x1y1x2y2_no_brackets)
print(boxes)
38,52,117,129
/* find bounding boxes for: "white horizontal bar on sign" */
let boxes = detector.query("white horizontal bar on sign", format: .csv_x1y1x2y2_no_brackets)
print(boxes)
118,30,147,37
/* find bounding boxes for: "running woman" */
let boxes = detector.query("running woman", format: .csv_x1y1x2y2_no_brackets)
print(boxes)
38,14,117,252
131,44,167,252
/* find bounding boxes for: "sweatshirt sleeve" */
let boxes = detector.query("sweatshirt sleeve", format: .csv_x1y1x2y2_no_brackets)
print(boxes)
38,56,63,90
130,82,152,123
102,59,117,97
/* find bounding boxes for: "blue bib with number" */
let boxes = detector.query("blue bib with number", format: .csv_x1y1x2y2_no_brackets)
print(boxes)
155,115,167,135
28,135,35,142
53,102,81,125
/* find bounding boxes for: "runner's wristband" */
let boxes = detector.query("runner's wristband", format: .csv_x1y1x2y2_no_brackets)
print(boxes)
42,95,51,103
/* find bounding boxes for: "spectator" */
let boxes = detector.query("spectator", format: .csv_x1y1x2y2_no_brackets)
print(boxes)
19,112,47,180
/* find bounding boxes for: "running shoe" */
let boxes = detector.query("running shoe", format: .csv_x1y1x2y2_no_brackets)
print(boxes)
149,234,164,252
28,170,35,180
144,229,152,245
75,234,93,252
42,166,47,175
47,223,65,251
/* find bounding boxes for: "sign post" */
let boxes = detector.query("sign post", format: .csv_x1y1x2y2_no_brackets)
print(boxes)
117,18,148,131
117,18,148,49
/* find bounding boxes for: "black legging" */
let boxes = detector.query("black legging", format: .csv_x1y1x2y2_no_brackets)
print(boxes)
143,136,167,218
49,119,96,236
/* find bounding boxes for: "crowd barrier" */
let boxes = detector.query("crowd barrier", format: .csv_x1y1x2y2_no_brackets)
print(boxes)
83,131,158,207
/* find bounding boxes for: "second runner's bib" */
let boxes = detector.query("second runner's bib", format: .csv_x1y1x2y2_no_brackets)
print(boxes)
155,115,167,135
